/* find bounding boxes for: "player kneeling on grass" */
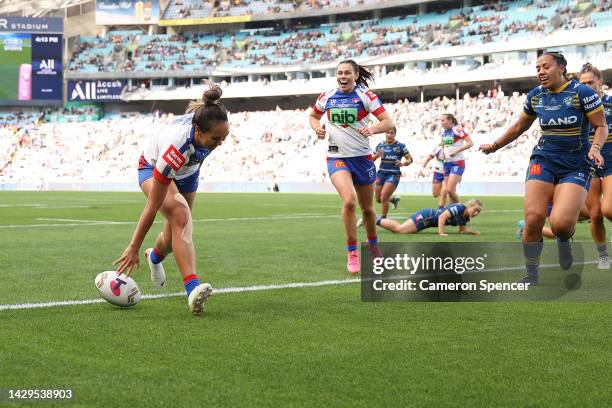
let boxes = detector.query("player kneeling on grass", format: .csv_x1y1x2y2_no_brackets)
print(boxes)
113,81,230,315
376,199,482,236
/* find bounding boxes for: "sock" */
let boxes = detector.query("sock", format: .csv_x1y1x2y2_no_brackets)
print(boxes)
367,235,378,246
523,241,543,279
150,248,165,264
183,274,200,296
347,240,357,252
596,243,608,257
376,216,384,226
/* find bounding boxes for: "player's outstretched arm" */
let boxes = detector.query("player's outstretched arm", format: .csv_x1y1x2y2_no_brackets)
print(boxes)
114,179,169,276
480,113,536,154
437,211,450,236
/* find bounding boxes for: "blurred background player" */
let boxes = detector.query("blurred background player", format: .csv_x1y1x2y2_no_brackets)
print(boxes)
113,82,230,315
419,142,447,204
376,199,482,236
357,126,412,227
309,59,394,274
580,62,612,269
439,114,473,207
481,52,608,284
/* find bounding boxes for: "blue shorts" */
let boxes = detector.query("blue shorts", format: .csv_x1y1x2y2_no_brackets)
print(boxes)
410,209,436,232
376,170,400,187
525,155,593,190
443,160,465,177
327,155,376,185
432,171,444,184
138,162,200,194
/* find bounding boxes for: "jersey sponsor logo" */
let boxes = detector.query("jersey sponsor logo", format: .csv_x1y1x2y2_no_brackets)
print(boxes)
539,116,578,126
328,145,339,153
584,101,601,110
334,160,346,168
162,145,186,171
544,105,562,111
529,163,542,175
583,94,598,103
329,107,358,125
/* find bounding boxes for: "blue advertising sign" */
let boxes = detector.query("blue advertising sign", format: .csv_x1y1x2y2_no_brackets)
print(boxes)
0,17,63,34
68,80,125,102
31,34,63,100
96,0,160,25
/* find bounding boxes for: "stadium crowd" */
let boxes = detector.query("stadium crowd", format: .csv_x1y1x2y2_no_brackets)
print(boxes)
6,91,606,186
68,0,611,72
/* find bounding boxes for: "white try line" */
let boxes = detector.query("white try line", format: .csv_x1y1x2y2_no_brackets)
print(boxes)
0,214,340,229
0,278,360,311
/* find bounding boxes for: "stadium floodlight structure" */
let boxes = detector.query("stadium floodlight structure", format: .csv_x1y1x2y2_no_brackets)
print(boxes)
0,0,85,17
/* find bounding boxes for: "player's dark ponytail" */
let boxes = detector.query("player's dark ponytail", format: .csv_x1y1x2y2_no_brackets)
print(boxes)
338,59,374,88
543,51,569,81
580,62,602,80
444,114,459,126
187,80,228,132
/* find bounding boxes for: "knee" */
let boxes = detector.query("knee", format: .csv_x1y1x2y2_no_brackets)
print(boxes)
590,207,603,224
343,197,357,213
524,210,546,229
602,203,612,221
361,206,376,219
549,219,575,240
170,208,191,229
375,196,382,203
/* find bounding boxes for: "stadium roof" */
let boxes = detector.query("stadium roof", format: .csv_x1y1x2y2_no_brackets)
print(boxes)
0,0,87,18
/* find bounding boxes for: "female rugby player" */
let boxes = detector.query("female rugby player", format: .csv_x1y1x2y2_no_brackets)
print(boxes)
580,62,612,269
114,82,230,314
309,60,394,274
440,114,473,206
481,52,607,284
376,199,482,236
419,143,446,204
372,126,412,217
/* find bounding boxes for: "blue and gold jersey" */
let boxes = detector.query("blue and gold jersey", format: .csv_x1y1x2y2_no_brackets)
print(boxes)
375,141,409,174
523,79,603,157
589,94,612,153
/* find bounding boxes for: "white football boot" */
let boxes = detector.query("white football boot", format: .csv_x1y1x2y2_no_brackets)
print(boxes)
188,283,213,315
145,248,166,288
597,255,610,270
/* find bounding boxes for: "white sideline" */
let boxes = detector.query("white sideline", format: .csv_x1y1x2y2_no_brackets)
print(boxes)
0,278,360,311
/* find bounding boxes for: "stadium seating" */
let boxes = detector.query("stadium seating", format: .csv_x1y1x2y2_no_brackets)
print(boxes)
9,91,611,184
67,0,612,73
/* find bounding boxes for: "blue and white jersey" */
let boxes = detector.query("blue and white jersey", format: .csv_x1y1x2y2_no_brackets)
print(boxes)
313,86,386,158
436,203,469,226
589,94,612,154
142,113,212,185
375,141,409,174
523,79,603,157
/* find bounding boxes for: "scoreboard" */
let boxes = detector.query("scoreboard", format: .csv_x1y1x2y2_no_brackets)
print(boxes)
0,17,63,104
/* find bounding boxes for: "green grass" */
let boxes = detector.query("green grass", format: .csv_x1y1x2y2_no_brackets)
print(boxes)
0,192,611,407
0,34,31,100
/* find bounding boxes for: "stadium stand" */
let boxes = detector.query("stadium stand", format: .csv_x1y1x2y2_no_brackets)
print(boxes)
7,90,612,186
68,0,612,73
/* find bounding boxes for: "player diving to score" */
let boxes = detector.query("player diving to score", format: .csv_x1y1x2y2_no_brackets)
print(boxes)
376,199,483,236
114,82,230,315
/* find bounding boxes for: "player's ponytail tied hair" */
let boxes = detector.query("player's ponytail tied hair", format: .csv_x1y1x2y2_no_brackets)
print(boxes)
543,51,569,80
187,80,228,131
339,59,374,88
580,62,602,80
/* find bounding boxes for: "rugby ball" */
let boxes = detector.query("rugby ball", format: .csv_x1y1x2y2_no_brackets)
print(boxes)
95,271,141,307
